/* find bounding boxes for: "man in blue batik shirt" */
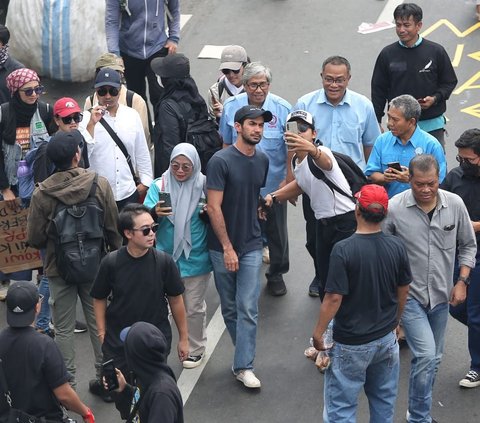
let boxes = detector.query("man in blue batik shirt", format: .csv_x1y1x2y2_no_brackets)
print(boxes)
365,94,446,198
219,62,291,297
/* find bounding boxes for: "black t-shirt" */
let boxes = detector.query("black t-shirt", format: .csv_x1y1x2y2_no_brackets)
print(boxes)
325,232,412,345
90,247,184,356
0,327,68,420
206,146,269,255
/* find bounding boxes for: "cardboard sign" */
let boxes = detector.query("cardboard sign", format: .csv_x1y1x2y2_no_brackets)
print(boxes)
0,201,41,273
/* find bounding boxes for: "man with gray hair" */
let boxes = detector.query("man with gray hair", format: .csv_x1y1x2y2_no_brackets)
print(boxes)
383,154,477,423
365,94,446,198
219,62,291,297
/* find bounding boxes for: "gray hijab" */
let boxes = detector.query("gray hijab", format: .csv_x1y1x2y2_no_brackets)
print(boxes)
161,143,205,261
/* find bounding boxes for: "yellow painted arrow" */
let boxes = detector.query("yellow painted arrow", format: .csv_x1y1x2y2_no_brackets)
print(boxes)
468,51,480,62
461,103,480,119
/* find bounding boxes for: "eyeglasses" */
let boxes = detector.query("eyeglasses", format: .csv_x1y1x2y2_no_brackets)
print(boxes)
296,122,312,133
131,223,159,236
456,155,480,165
322,76,347,85
96,87,119,97
246,81,270,91
19,85,45,96
59,113,83,124
221,68,241,75
170,161,193,172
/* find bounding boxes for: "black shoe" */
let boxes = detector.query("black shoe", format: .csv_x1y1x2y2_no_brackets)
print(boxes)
267,279,287,296
308,277,320,297
89,379,114,403
74,320,87,334
36,327,55,339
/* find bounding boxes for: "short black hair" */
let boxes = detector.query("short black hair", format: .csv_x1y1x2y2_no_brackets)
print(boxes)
322,56,351,73
0,25,10,45
409,154,439,178
357,205,386,223
118,203,151,234
393,3,423,23
455,128,480,156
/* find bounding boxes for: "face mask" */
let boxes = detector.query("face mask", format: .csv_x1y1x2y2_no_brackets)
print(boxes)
460,161,480,178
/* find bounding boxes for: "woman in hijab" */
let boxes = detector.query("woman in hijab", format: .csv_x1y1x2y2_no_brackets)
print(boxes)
144,143,212,370
114,322,184,423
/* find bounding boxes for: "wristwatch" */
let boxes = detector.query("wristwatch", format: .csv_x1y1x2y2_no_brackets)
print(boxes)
457,275,470,285
270,193,278,204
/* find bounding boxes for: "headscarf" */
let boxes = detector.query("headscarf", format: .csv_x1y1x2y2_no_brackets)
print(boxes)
6,68,39,97
161,143,205,261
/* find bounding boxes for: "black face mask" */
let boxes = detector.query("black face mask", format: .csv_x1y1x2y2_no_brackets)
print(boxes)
460,161,480,178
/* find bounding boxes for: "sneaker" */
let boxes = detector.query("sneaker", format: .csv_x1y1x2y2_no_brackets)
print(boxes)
267,279,287,296
183,354,204,369
74,320,88,334
89,379,114,403
308,278,320,297
406,410,437,423
36,328,55,339
262,246,270,264
459,370,480,388
235,369,261,389
0,281,10,302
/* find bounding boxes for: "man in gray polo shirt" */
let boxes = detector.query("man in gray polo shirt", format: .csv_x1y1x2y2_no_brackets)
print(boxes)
383,154,477,423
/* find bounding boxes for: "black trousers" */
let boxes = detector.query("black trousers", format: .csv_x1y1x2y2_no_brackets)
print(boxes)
265,200,289,282
302,194,319,280
115,189,139,212
315,211,356,300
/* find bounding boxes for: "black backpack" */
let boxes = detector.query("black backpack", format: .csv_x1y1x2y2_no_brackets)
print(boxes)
307,151,367,202
167,100,223,173
48,174,106,285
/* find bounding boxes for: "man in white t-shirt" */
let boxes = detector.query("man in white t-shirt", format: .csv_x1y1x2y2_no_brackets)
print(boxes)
264,110,356,300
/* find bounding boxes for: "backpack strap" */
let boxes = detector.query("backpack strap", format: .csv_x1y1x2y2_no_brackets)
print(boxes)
38,102,51,130
89,94,94,107
307,155,354,201
126,90,134,108
165,99,189,143
89,173,99,198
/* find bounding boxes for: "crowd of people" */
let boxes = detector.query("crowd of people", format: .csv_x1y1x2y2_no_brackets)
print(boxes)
0,2,478,423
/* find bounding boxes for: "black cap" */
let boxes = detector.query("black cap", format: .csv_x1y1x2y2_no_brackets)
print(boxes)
151,53,190,78
234,105,273,124
47,130,84,170
6,281,39,328
94,67,121,88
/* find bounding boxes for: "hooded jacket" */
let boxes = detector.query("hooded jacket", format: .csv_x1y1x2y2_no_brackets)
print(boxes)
26,168,122,276
117,322,184,422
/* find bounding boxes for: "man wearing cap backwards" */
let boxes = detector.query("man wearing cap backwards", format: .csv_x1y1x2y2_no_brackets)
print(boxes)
207,105,270,388
311,185,412,423
265,110,357,301
219,62,291,297
26,131,122,401
105,0,180,109
208,45,248,121
0,281,95,422
84,53,152,153
79,67,153,210
383,154,476,423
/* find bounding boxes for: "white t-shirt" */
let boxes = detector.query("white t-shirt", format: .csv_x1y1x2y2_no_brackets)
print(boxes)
294,146,355,219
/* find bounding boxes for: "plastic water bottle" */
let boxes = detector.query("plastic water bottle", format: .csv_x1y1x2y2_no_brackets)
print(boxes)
17,160,34,201
322,320,334,349
316,321,334,372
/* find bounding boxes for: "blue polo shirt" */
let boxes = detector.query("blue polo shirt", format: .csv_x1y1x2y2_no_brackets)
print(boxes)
294,89,380,170
219,92,291,195
364,126,447,198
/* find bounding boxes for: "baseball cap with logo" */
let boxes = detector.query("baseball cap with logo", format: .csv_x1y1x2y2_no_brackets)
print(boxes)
354,184,389,213
234,105,272,124
286,110,315,127
94,67,121,88
54,97,81,117
6,281,39,328
219,45,248,71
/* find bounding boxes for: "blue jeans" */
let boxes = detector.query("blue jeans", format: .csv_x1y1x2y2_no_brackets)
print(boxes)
402,297,449,423
210,249,262,372
323,331,399,423
35,274,51,331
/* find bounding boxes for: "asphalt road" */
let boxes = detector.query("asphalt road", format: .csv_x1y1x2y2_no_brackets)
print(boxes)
1,0,480,422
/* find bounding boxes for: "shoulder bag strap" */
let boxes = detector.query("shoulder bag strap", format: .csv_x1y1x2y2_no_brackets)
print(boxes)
125,386,143,423
0,358,13,408
99,118,137,182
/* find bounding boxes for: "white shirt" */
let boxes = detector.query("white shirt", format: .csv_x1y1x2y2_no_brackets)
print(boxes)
294,146,355,219
80,105,153,201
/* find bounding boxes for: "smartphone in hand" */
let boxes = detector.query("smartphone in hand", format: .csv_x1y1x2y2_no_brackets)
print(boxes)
159,192,172,208
387,162,402,172
102,359,119,391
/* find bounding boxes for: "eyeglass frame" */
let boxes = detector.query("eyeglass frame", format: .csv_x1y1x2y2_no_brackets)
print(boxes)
170,161,193,172
96,86,120,97
18,85,45,96
246,81,270,91
321,76,348,85
456,154,480,165
58,113,83,125
130,223,159,236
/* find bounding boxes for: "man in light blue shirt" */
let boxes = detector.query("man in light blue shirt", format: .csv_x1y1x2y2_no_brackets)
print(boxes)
294,56,380,171
365,94,446,198
219,62,291,297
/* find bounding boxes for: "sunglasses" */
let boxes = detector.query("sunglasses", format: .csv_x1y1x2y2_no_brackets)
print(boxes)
19,85,45,96
131,223,159,236
59,113,83,124
296,122,312,133
221,68,241,75
96,87,119,97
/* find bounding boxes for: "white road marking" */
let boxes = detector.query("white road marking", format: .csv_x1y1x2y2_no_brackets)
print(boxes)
198,45,228,59
376,0,404,24
180,14,192,30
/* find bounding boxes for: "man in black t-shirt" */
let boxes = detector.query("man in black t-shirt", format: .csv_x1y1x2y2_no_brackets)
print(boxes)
207,105,270,389
90,203,188,418
0,281,94,423
312,184,411,423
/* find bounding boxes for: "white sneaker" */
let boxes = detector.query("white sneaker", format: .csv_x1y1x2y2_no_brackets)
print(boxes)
182,354,204,369
406,410,410,422
235,369,261,388
459,370,480,388
262,246,270,264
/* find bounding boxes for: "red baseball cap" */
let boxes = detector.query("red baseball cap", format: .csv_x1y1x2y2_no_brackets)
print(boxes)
54,97,81,117
354,184,388,213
